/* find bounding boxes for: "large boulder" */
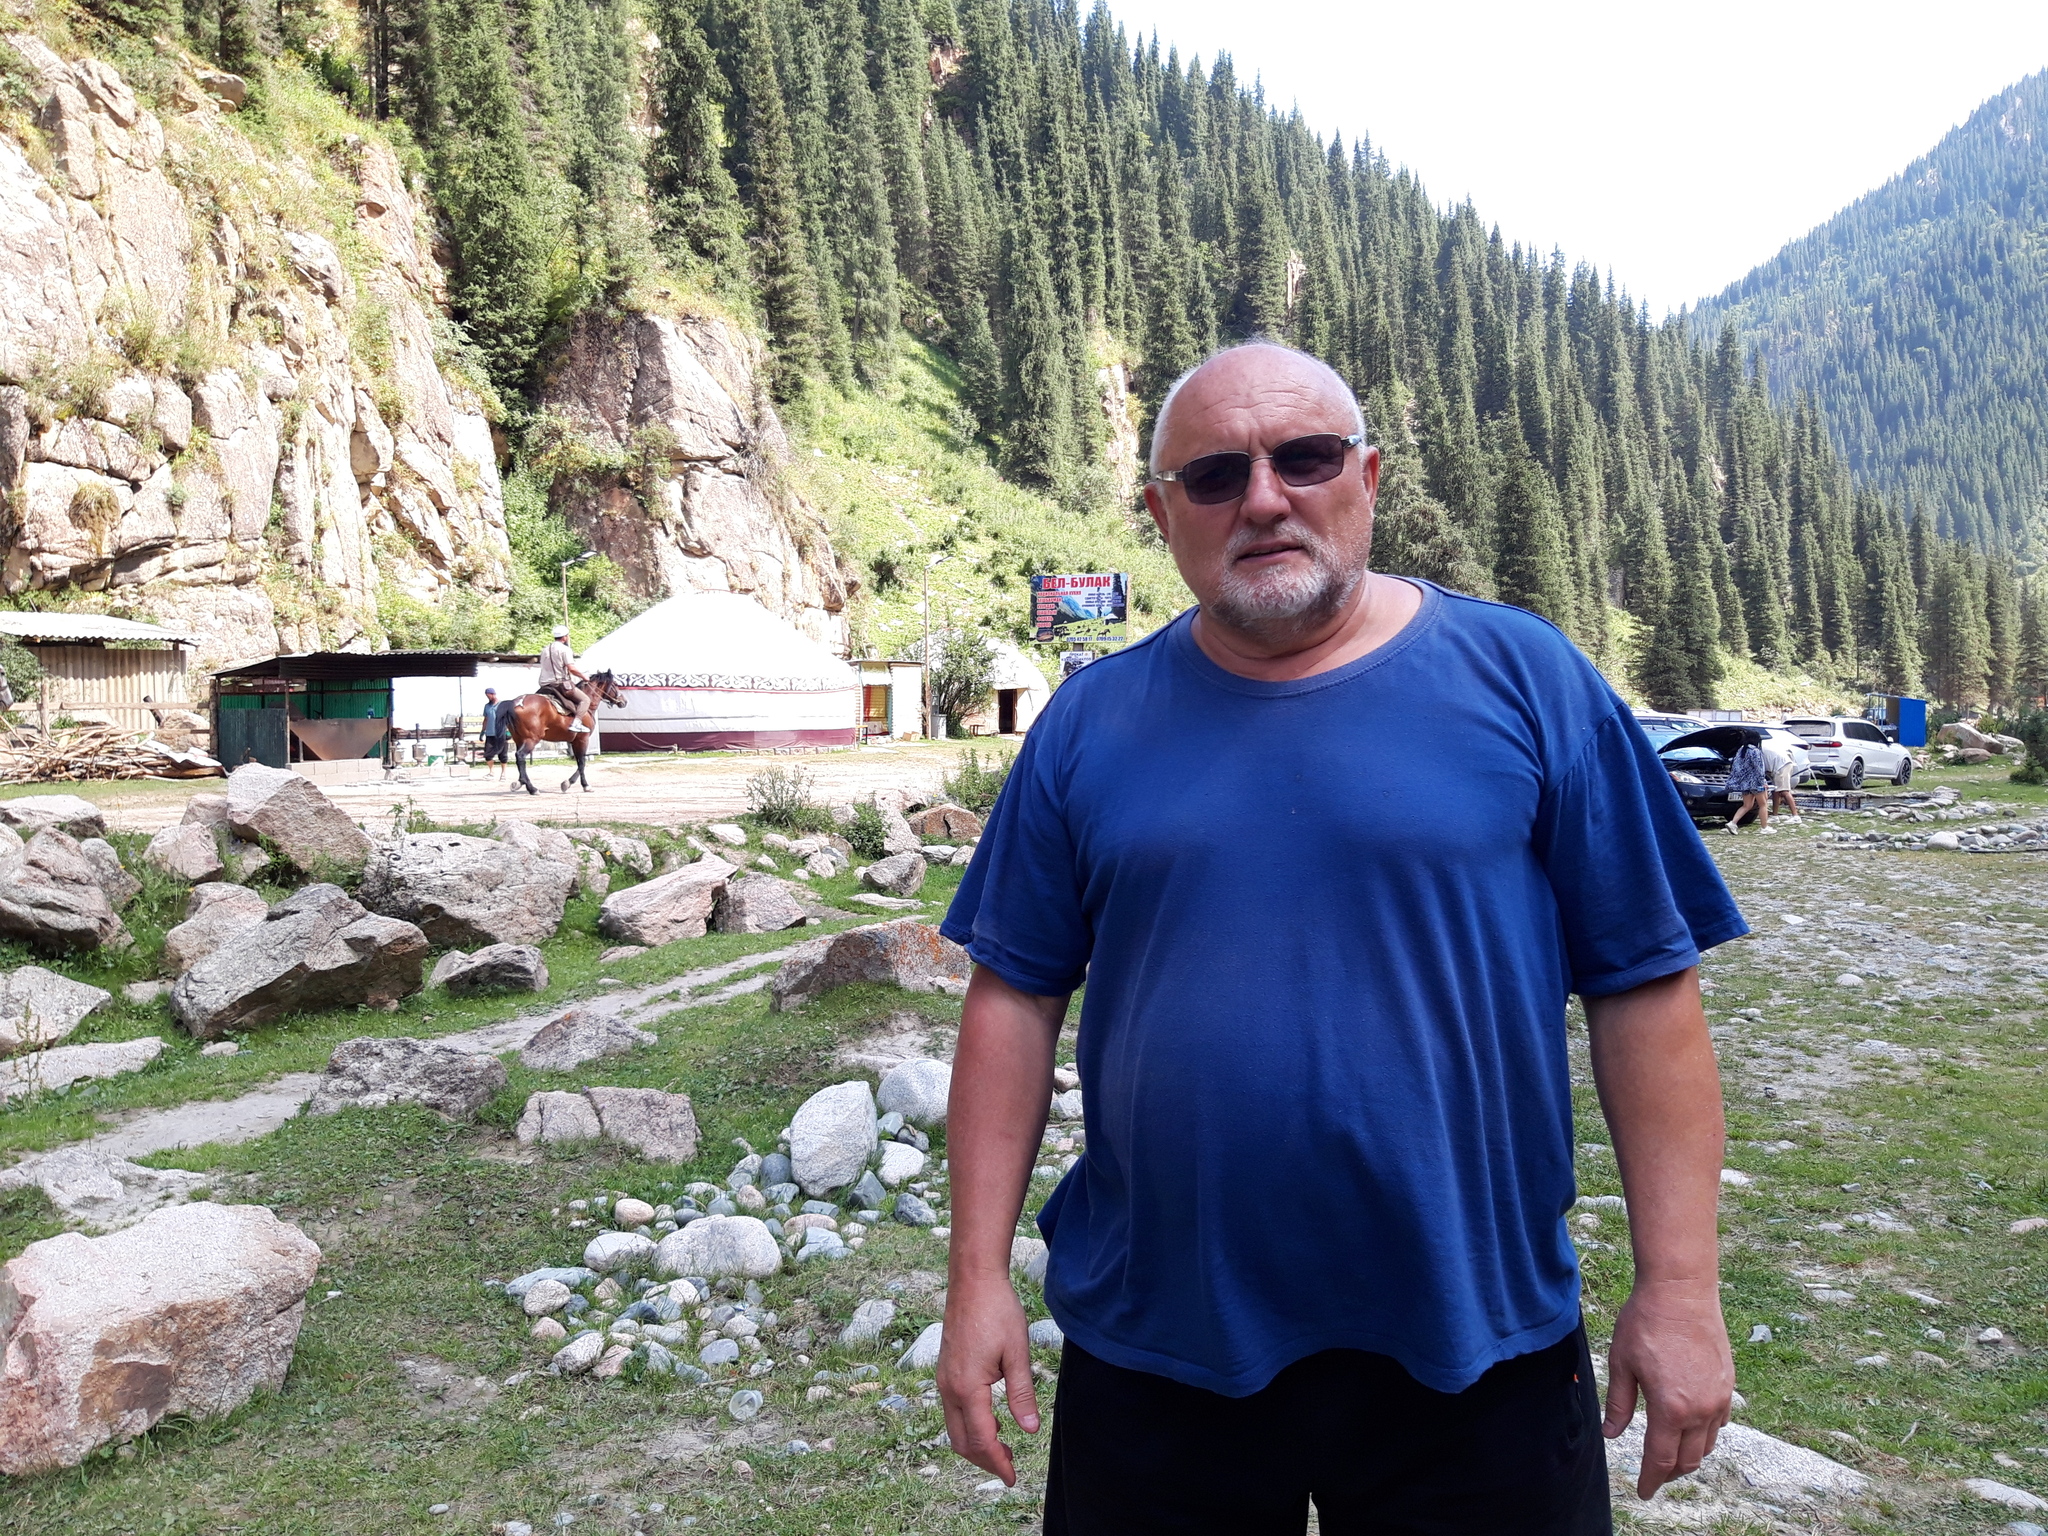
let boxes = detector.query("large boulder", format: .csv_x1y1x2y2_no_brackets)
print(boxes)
584,1086,699,1161
514,1089,603,1145
161,883,268,975
0,965,110,1056
224,764,373,875
0,794,106,840
769,920,971,1012
597,856,735,946
490,818,579,869
0,1203,321,1474
653,1214,781,1280
181,794,229,832
1937,720,1989,749
877,1058,953,1128
907,805,984,840
711,873,808,934
358,832,575,947
519,1007,655,1071
0,829,131,953
142,823,225,883
429,943,550,996
78,839,140,908
0,1036,164,1102
169,885,428,1039
878,800,921,857
306,1037,507,1118
861,852,927,898
789,1080,879,1196
565,827,653,876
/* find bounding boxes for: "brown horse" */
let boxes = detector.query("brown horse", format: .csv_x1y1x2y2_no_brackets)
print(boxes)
502,669,625,794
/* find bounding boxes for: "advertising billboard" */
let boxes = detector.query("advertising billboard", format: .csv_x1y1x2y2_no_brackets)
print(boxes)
1030,573,1129,642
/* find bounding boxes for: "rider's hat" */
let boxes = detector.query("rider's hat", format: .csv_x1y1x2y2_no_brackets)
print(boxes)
553,623,571,639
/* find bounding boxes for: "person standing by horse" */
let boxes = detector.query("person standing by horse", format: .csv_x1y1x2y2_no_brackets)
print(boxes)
480,687,509,780
538,624,591,735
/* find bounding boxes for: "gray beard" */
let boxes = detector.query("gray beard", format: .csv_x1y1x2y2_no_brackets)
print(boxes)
1204,523,1368,645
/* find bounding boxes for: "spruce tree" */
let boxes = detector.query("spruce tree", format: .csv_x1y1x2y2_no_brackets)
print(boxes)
825,0,901,382
732,0,821,396
1492,433,1576,629
649,0,749,286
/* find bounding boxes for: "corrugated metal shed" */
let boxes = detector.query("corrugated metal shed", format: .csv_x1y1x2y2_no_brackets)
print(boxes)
213,651,537,684
0,612,197,645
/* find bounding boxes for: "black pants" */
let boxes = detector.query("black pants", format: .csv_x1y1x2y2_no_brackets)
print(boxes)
483,735,508,763
1043,1324,1611,1536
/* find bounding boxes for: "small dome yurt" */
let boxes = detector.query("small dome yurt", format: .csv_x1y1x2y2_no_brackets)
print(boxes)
581,592,859,751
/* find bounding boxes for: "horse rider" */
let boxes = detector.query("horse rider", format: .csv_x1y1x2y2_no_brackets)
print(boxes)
538,624,592,734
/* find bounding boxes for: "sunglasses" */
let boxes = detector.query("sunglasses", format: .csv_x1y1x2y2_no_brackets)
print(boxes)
1154,432,1365,506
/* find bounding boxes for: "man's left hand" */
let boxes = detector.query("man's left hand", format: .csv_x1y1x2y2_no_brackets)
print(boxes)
1601,1276,1733,1498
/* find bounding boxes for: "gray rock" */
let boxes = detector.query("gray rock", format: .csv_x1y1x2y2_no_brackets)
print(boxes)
878,1141,927,1186
575,846,609,899
1028,1318,1065,1351
711,873,808,934
0,794,105,840
565,827,654,877
654,1215,782,1280
583,1231,655,1273
0,1036,164,1101
861,852,928,899
896,1322,943,1372
839,1298,896,1345
769,920,971,1012
597,857,736,947
848,893,922,911
171,886,428,1039
306,1036,506,1118
432,943,550,996
1049,1089,1084,1121
597,944,647,965
850,1170,888,1212
0,965,110,1056
1010,1237,1047,1279
1606,1414,1867,1499
760,1151,792,1188
906,805,983,840
516,1089,603,1146
142,823,224,883
181,794,230,833
161,883,269,975
224,764,372,875
522,1278,574,1316
877,802,921,857
504,1267,597,1299
0,829,131,954
706,823,749,847
519,1008,657,1072
585,1086,700,1161
1966,1481,2048,1513
122,979,167,1006
698,1338,740,1366
790,1080,878,1196
489,818,579,869
223,840,270,883
877,1058,952,1127
553,1332,605,1375
77,839,139,908
893,1192,937,1227
797,1228,847,1262
358,833,576,947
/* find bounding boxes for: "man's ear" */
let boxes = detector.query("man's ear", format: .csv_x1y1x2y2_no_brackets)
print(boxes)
1142,481,1172,545
1360,445,1382,507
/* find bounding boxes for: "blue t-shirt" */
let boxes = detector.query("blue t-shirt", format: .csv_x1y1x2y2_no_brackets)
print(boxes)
940,583,1747,1397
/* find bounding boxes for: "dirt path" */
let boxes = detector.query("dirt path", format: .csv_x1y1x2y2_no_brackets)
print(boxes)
91,741,975,833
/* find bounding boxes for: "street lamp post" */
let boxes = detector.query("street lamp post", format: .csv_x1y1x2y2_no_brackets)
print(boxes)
923,553,948,739
559,551,597,624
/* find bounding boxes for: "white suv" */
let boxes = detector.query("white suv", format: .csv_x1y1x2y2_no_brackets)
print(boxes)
1782,717,1914,788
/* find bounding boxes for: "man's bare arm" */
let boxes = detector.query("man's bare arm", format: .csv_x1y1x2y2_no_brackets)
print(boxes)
1585,964,1733,1499
938,965,1069,1484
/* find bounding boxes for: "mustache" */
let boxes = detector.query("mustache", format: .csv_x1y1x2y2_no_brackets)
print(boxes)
1221,520,1331,563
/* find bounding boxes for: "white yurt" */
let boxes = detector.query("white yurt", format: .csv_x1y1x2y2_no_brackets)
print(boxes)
580,592,859,751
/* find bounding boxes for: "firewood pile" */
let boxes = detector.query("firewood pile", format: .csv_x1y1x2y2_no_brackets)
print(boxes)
0,723,223,783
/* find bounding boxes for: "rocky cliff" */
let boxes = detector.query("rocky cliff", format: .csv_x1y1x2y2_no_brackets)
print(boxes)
0,36,519,674
535,308,852,654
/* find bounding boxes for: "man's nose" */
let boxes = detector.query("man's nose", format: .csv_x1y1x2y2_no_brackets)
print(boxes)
1239,456,1294,519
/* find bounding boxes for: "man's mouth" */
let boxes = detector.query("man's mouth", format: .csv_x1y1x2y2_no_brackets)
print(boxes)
1234,540,1305,566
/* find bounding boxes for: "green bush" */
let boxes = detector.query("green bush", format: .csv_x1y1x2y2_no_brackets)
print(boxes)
745,764,834,834
845,799,889,860
2010,709,2048,784
941,746,1013,814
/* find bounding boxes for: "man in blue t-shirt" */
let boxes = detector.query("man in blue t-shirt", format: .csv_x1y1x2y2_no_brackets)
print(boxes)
937,343,1747,1534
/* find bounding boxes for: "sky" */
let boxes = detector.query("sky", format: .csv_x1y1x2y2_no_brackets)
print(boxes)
1100,0,2048,316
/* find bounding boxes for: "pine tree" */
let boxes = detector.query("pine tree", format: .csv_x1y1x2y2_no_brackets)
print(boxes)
731,0,820,396
825,0,901,382
1922,546,1990,709
1984,555,2020,710
1369,451,1486,594
648,0,748,286
1492,432,1576,629
2017,580,2048,710
999,212,1076,488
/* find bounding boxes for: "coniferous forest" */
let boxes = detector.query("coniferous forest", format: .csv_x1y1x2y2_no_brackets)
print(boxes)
102,0,2048,713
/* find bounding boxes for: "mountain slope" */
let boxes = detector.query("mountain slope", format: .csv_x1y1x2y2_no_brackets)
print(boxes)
1690,72,2048,554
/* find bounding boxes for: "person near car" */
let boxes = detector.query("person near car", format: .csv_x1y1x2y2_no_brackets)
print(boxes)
480,687,509,779
1762,734,1799,820
936,340,1748,1535
1725,729,1771,833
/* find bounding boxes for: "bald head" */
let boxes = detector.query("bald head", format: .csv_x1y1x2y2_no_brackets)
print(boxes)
1148,343,1367,477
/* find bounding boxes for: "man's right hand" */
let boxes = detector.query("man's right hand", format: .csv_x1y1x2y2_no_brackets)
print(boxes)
938,1279,1042,1485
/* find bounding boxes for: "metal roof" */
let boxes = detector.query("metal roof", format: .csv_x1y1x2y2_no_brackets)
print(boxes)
0,612,198,645
213,650,538,684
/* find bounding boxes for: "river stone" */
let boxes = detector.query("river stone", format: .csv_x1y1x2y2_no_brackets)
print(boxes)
515,1089,602,1146
585,1086,700,1161
861,852,927,899
711,874,808,934
553,1331,604,1375
431,943,550,996
0,829,131,953
358,833,575,947
583,1231,656,1273
306,1036,506,1118
519,1007,656,1071
1606,1413,1868,1500
224,763,373,875
171,886,427,1038
522,1278,574,1316
597,856,736,947
653,1215,781,1280
1028,1318,1065,1351
699,1338,740,1366
877,1141,927,1187
78,839,139,908
0,794,105,840
0,1036,163,1101
897,1321,943,1372
769,920,970,1012
0,1202,320,1474
789,1080,878,1196
877,1058,952,1127
565,827,654,877
142,823,224,883
504,1267,597,1299
161,883,269,975
839,1298,896,1346
0,964,110,1055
